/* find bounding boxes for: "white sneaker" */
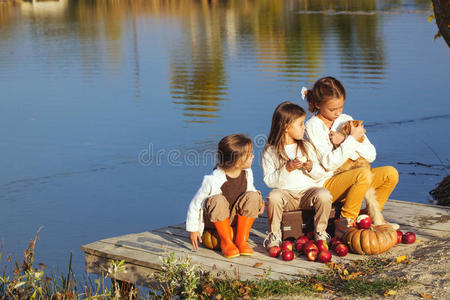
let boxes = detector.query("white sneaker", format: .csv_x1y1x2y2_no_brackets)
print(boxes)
315,231,331,243
263,231,282,249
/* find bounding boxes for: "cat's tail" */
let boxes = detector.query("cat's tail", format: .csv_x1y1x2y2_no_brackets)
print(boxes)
365,188,384,225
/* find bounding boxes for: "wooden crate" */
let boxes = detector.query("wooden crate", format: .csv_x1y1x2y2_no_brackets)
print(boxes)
281,204,341,240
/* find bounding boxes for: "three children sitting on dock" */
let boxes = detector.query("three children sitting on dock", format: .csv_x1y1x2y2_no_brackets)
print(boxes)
186,76,399,257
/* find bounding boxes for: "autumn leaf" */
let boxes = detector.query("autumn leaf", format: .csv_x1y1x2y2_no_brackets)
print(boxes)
396,255,407,263
384,290,397,296
346,272,362,280
420,292,433,299
203,285,215,296
327,262,343,271
313,282,324,291
253,262,263,268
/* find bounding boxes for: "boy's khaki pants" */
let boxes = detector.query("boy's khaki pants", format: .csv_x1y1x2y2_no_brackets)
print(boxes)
266,187,332,235
324,166,399,220
204,191,264,228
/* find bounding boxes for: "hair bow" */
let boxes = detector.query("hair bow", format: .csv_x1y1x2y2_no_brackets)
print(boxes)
300,86,308,100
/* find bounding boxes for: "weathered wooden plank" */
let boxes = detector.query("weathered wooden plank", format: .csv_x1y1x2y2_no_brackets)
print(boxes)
85,252,159,287
382,200,450,232
81,241,163,271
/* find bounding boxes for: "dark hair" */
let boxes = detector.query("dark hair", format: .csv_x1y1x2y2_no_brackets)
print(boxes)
304,76,346,114
216,134,253,170
266,102,309,164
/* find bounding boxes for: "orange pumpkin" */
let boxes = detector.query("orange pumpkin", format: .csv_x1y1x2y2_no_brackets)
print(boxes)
202,227,235,250
342,225,397,255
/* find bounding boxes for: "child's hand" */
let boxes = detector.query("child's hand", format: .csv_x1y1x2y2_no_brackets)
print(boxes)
299,160,313,172
189,231,202,251
258,204,265,215
286,159,302,172
329,131,346,147
350,122,366,141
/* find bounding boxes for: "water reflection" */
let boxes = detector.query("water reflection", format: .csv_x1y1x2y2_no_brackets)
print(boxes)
167,0,228,123
0,0,430,123
162,0,390,122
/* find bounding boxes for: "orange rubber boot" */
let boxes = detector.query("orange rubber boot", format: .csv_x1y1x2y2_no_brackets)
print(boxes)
235,215,255,256
214,219,240,258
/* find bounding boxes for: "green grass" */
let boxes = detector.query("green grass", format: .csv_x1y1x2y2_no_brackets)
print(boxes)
339,278,407,296
150,254,409,299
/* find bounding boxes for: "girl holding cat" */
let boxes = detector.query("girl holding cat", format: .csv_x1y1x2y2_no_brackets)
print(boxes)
303,76,399,236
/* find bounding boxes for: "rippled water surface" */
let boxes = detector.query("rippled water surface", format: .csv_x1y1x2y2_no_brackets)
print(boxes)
0,0,449,275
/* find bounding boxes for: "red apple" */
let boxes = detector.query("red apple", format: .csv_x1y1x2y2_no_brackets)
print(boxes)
356,214,371,229
303,241,318,254
396,230,403,244
318,250,332,263
306,231,314,240
402,232,416,244
316,240,329,252
329,237,341,251
268,246,281,258
281,240,293,252
306,249,318,261
335,243,348,257
282,250,294,261
295,236,309,253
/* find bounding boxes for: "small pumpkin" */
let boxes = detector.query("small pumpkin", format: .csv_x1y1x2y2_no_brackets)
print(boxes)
342,225,397,255
202,227,235,250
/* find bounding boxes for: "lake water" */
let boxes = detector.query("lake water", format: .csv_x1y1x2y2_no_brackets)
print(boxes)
0,0,449,277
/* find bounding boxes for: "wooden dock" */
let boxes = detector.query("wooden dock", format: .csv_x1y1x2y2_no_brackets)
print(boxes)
81,200,450,286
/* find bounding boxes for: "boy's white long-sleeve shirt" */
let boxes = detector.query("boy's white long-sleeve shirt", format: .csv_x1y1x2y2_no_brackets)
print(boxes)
304,114,376,172
185,167,257,234
262,142,333,192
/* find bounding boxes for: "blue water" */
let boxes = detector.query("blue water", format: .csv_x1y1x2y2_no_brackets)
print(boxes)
0,0,449,277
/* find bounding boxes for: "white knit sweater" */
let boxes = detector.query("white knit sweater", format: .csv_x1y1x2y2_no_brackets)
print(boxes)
305,114,376,172
262,142,333,192
185,167,257,234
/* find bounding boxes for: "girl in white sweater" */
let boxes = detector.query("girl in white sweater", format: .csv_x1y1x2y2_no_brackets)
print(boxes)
262,102,333,249
303,76,399,236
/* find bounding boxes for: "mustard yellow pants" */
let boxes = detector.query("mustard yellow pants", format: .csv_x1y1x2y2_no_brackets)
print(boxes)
324,166,399,220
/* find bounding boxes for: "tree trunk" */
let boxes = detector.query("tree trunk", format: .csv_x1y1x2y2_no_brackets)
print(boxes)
431,0,450,47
